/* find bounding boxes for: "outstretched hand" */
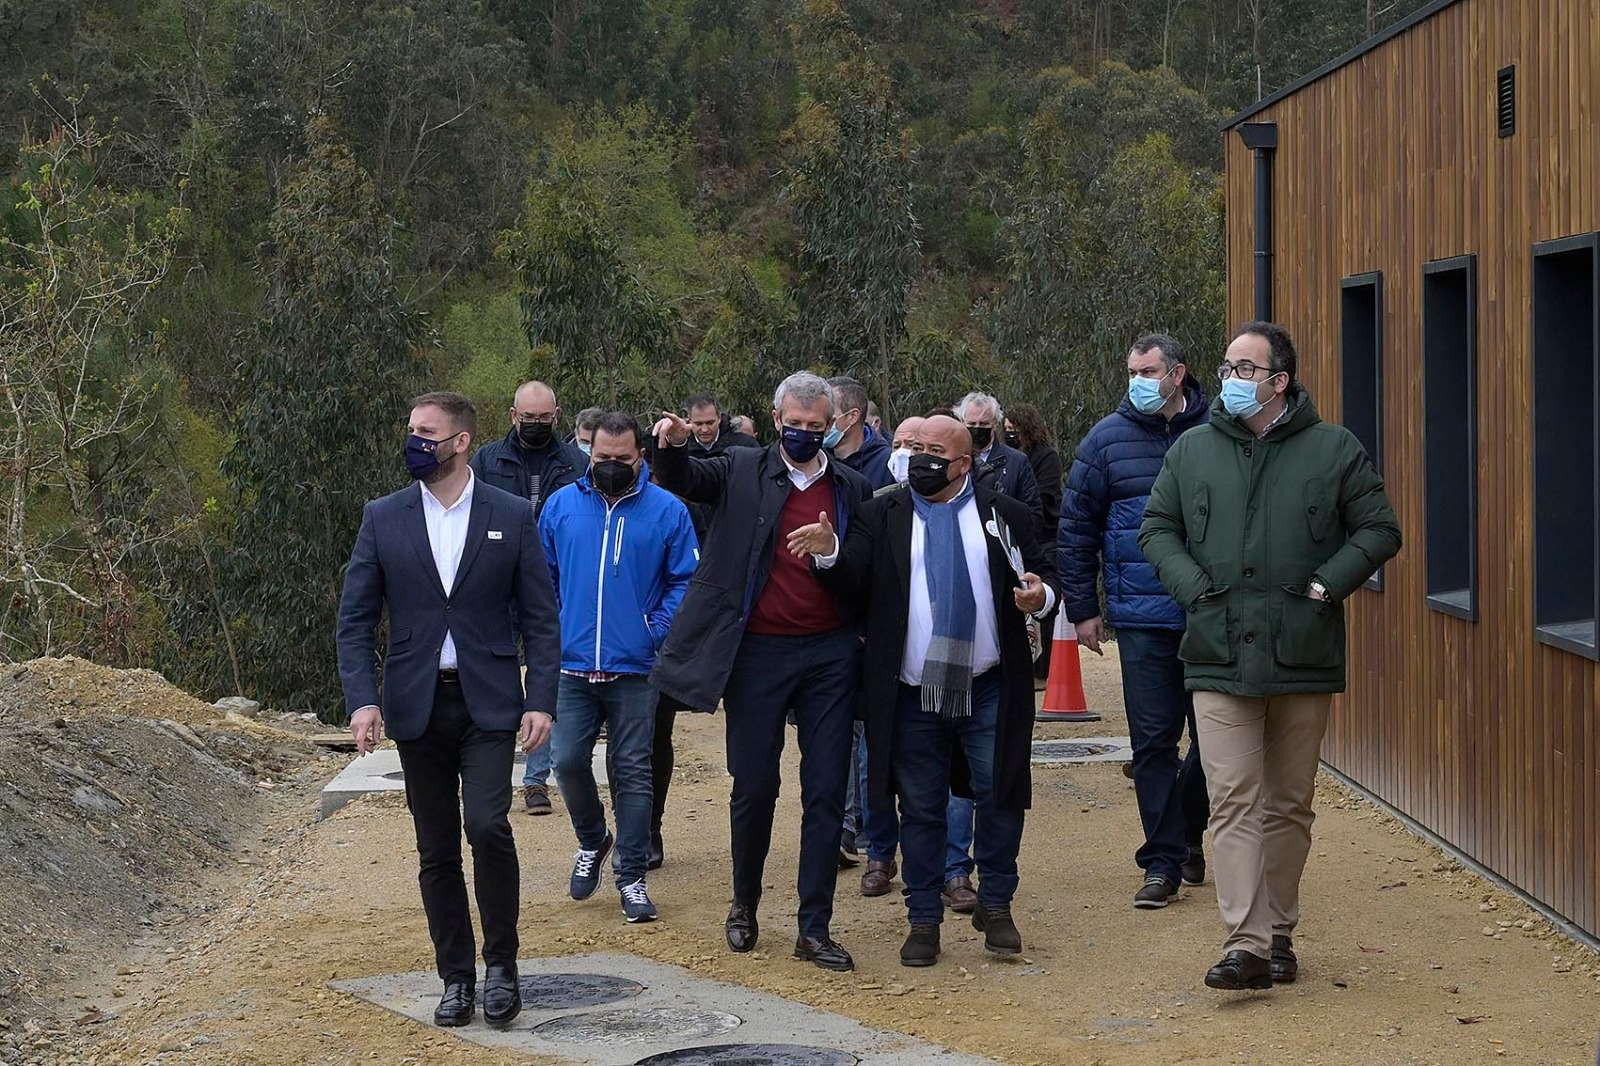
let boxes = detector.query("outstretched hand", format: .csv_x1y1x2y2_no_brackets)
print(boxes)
786,511,837,558
652,410,691,448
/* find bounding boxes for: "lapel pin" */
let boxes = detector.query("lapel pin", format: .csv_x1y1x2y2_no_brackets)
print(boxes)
487,530,503,540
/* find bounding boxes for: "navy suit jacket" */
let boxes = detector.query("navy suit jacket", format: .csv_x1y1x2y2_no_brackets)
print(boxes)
335,478,561,742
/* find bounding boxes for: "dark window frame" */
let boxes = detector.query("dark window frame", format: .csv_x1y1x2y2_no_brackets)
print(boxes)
1340,271,1385,592
1422,254,1478,621
1531,232,1600,661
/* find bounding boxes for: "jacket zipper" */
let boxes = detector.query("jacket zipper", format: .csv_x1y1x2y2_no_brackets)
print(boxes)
592,483,641,670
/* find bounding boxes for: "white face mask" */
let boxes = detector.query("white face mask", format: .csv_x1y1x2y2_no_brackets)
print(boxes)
887,446,913,484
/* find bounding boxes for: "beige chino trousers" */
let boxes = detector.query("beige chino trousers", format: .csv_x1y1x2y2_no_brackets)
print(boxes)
1192,691,1332,958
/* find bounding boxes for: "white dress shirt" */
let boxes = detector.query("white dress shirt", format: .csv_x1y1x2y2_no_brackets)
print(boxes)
419,469,475,669
779,446,830,490
901,489,1000,685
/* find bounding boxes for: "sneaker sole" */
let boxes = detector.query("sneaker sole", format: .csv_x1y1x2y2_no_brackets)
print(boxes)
900,955,939,967
569,837,614,901
526,806,552,816
1133,897,1174,909
1181,875,1205,886
625,912,658,924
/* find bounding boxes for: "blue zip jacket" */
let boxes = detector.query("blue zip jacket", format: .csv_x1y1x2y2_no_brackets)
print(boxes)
538,460,700,675
1058,375,1210,629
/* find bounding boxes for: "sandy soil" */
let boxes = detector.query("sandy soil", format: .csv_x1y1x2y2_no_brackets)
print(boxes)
35,647,1600,1065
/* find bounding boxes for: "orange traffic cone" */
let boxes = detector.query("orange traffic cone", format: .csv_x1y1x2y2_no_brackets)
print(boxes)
1037,611,1102,722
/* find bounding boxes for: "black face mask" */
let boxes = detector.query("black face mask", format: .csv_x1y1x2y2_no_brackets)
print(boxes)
517,421,554,449
907,453,957,498
968,425,993,450
1004,431,1021,449
591,459,637,497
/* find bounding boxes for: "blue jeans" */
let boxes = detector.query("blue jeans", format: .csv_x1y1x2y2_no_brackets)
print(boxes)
853,727,899,862
521,734,552,787
894,670,1024,925
551,674,657,886
1118,627,1208,882
945,795,975,880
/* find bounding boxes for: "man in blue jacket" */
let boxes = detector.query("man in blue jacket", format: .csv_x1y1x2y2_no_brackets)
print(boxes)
470,379,591,816
539,411,699,924
336,391,560,1030
1059,333,1212,909
826,376,894,491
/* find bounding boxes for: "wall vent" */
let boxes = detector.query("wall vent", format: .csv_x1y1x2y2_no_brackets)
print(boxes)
1497,65,1516,138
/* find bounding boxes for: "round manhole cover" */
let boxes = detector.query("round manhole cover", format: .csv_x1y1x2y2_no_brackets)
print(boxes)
379,770,405,781
1032,740,1116,759
635,1046,858,1066
477,973,643,1010
533,1007,741,1045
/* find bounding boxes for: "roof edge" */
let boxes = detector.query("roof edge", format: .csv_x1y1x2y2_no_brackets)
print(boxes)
1222,0,1467,131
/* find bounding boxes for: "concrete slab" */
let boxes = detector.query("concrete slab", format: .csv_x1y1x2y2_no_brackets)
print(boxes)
319,744,609,819
331,952,995,1065
1030,736,1133,765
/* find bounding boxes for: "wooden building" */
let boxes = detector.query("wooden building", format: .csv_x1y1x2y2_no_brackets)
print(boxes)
1221,0,1600,940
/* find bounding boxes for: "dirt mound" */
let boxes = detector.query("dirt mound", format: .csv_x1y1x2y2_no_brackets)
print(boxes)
0,657,221,727
0,659,321,1051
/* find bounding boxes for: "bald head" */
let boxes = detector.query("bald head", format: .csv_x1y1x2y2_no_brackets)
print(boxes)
510,380,560,441
918,414,972,459
891,416,925,450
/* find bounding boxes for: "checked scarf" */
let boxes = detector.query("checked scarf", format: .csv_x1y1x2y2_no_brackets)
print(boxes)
911,476,977,718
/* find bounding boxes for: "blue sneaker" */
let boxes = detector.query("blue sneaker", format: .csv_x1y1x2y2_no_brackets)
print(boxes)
620,878,657,923
569,833,613,901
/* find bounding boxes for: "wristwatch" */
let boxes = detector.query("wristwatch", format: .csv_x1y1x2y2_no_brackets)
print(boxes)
1307,579,1329,601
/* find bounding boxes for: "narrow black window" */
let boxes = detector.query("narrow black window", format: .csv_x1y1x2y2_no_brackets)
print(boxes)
1532,233,1600,660
1423,256,1478,620
1341,272,1384,590
1497,65,1516,138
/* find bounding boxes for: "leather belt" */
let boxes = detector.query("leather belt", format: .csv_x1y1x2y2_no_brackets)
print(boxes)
438,668,461,684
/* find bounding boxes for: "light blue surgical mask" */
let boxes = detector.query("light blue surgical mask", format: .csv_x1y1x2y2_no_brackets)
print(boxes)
822,423,844,449
577,440,592,456
1127,368,1174,414
1220,376,1267,418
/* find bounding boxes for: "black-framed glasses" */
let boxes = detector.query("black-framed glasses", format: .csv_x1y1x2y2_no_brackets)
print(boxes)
1217,361,1280,382
515,413,558,425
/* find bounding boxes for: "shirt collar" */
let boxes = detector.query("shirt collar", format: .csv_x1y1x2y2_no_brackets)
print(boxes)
780,446,829,486
421,467,475,513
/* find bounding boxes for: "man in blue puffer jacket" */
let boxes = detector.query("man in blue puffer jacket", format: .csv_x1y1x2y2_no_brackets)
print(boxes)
1059,333,1211,910
539,410,699,924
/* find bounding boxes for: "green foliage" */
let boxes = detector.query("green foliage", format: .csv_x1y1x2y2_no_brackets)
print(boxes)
223,118,429,715
784,0,922,404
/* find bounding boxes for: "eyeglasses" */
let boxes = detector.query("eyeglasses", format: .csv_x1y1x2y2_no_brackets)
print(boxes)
515,413,558,425
1216,362,1281,382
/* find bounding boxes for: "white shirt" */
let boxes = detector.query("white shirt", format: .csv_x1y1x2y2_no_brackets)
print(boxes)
901,489,1000,685
419,469,475,669
779,446,830,490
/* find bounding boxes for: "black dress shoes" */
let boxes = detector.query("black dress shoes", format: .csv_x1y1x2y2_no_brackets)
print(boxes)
899,924,941,967
725,902,759,953
1270,935,1298,983
434,980,475,1027
1205,949,1273,990
482,965,521,1027
793,935,855,972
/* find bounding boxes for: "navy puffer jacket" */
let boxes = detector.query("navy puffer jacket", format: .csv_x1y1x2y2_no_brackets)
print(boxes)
1058,375,1210,629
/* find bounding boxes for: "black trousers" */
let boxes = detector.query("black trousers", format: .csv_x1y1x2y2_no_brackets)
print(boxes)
651,694,684,836
395,679,519,983
720,628,858,939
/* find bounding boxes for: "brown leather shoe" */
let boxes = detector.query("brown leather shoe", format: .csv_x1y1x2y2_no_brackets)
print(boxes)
941,874,978,914
860,859,897,897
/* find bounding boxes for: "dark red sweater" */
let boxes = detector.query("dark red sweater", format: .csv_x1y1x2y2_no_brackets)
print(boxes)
747,475,842,635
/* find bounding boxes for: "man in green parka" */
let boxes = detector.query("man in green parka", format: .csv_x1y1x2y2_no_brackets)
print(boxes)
1138,321,1401,992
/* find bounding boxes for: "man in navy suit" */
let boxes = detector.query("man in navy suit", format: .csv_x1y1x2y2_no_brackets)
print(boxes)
336,391,560,1029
